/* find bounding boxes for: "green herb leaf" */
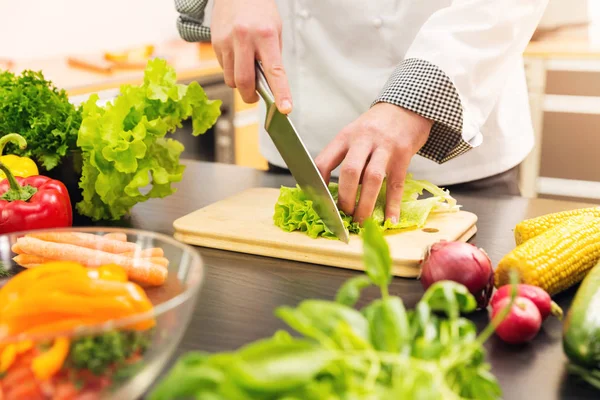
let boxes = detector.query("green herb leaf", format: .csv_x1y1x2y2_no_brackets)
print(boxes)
335,275,372,307
361,218,392,292
76,58,221,220
229,338,335,393
420,281,478,319
363,297,410,354
276,300,369,347
0,70,82,170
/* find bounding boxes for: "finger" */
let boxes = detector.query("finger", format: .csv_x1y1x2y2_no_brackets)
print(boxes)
222,49,235,88
233,35,259,103
256,29,292,114
385,157,411,224
315,136,349,184
337,141,373,216
353,148,390,225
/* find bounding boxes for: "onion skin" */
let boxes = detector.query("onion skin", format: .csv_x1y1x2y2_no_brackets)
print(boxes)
492,296,542,344
490,284,563,321
419,241,495,309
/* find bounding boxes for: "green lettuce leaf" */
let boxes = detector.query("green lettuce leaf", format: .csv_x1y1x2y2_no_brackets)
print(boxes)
76,58,222,220
273,175,459,239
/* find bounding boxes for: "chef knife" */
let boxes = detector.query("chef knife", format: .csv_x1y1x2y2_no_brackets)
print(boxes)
184,24,350,243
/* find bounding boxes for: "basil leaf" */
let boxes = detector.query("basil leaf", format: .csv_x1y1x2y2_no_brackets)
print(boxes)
335,275,372,307
148,352,225,400
363,297,410,354
276,300,369,346
420,281,477,319
361,219,392,290
230,338,335,393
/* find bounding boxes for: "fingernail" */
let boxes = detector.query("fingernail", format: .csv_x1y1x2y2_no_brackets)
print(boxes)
390,217,398,224
280,100,292,113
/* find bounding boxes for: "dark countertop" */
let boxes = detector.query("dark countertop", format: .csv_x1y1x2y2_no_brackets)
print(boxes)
108,160,598,400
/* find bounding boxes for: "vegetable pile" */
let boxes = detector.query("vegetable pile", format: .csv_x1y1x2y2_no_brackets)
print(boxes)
11,231,169,286
76,58,222,221
0,69,82,170
274,175,459,239
0,261,155,399
495,210,600,296
0,59,222,222
149,219,517,400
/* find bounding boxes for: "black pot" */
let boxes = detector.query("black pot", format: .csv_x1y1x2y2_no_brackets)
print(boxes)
41,149,84,207
40,150,133,227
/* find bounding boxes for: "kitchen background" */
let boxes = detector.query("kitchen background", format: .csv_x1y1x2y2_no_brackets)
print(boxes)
0,0,598,204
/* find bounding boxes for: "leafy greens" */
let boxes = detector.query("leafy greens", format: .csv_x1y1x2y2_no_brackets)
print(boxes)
76,58,222,220
0,69,82,170
273,175,459,239
149,219,507,400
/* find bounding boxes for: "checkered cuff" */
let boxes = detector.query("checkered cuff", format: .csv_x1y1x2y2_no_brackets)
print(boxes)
373,58,472,164
175,0,211,42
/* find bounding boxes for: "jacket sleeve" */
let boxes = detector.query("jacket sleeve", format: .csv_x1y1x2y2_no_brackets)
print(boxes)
372,0,549,164
174,0,211,42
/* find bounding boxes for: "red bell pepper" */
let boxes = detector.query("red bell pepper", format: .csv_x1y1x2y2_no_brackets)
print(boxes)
0,160,72,234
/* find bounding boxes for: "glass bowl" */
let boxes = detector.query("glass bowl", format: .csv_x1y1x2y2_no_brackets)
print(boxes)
0,227,204,400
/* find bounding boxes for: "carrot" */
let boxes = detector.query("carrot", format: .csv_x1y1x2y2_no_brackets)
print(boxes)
122,247,164,258
16,264,42,269
15,237,167,286
148,257,169,268
24,232,139,254
103,232,127,242
10,244,23,255
12,255,54,267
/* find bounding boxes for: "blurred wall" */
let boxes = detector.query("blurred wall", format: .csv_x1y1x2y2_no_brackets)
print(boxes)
0,0,180,60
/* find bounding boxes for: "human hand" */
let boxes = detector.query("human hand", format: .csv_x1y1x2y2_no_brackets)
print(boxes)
211,0,292,114
315,103,433,225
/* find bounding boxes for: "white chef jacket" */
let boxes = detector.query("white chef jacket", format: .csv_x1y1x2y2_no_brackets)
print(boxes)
176,0,549,186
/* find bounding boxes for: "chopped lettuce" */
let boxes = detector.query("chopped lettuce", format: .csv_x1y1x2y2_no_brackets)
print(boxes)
273,175,459,239
76,58,222,220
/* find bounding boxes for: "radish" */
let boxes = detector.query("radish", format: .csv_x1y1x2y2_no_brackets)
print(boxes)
492,296,542,344
490,284,563,321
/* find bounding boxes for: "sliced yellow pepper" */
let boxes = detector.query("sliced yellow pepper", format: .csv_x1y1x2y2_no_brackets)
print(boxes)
31,337,70,381
0,133,39,179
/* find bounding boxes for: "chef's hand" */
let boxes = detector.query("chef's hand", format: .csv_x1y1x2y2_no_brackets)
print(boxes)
211,0,292,114
315,103,433,225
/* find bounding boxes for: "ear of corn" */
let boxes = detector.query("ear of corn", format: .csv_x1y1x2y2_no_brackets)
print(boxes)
514,207,600,245
496,215,600,296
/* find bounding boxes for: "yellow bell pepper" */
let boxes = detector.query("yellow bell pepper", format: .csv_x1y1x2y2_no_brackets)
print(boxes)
0,133,39,180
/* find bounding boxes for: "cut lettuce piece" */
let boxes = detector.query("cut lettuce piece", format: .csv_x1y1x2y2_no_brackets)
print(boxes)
273,176,459,239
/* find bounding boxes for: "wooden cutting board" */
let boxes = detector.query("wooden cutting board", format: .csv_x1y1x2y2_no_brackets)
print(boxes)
173,188,478,277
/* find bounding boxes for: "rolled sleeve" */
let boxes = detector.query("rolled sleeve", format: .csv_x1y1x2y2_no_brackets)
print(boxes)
373,58,471,163
174,0,211,42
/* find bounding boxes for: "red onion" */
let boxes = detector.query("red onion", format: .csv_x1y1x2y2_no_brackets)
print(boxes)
419,240,494,309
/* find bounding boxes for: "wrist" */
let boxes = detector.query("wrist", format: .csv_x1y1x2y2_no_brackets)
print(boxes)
372,102,433,130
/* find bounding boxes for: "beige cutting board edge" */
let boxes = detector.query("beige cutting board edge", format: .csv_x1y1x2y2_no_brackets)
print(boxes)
173,188,478,277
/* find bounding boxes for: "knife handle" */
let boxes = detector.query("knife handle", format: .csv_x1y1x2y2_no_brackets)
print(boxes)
177,21,276,109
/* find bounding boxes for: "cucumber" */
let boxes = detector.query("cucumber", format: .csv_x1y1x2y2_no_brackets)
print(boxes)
563,259,600,388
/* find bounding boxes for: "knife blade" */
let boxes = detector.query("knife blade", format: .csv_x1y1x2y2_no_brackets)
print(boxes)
255,62,350,243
